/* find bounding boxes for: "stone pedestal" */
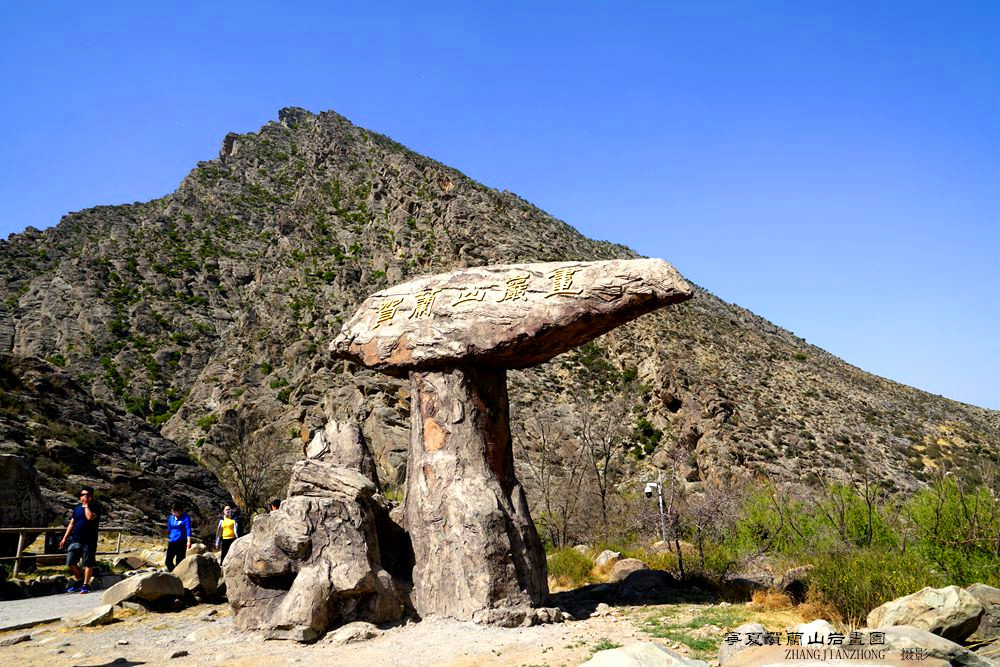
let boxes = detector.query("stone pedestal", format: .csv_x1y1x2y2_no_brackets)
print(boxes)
404,366,547,619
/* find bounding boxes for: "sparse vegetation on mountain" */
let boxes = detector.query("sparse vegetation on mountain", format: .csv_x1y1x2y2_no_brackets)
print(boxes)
1,106,998,545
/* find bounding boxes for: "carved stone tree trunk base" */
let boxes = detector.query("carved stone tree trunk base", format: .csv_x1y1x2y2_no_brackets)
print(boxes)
405,365,547,620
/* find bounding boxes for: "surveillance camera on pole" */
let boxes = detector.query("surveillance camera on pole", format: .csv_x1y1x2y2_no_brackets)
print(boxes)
643,475,668,543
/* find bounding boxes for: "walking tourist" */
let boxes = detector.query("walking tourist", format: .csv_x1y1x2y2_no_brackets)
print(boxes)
60,485,101,594
166,500,192,572
214,505,239,564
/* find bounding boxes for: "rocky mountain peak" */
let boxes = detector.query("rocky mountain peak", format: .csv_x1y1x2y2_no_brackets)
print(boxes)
0,108,997,533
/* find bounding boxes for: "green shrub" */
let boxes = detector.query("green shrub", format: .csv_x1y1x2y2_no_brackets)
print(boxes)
631,418,662,459
620,547,677,573
808,547,940,623
906,477,1000,585
150,413,172,427
590,639,622,655
547,548,594,587
196,414,218,430
35,456,71,479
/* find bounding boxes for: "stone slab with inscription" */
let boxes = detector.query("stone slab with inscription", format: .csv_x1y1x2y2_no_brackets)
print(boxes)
308,258,695,628
330,258,693,374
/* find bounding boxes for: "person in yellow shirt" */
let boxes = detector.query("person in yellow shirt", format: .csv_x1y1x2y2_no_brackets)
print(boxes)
214,506,239,563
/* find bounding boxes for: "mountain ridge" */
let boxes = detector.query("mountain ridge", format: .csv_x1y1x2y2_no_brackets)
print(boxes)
1,107,997,534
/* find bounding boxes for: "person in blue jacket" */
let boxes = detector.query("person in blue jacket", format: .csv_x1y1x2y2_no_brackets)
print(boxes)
166,500,192,572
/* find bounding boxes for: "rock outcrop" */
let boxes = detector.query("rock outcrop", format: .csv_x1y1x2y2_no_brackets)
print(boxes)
304,420,379,487
0,356,231,536
332,259,693,373
223,460,403,642
0,454,48,556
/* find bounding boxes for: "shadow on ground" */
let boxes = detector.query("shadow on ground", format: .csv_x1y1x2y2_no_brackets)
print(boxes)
549,569,731,620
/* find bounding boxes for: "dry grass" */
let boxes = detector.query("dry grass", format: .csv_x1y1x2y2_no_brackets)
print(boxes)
748,589,795,611
796,589,843,626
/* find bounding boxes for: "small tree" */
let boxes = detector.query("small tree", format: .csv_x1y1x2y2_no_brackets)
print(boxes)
514,410,587,548
578,391,633,537
906,471,1000,582
211,413,289,514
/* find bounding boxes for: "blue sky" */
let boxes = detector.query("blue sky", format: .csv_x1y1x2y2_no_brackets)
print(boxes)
1,2,997,409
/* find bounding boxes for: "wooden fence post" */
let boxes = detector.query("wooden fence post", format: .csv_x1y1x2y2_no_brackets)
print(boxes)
12,531,25,577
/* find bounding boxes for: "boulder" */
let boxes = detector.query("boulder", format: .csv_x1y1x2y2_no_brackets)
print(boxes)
573,545,592,555
101,571,185,606
618,569,677,603
791,619,838,643
0,633,31,647
187,543,208,556
140,549,166,566
965,583,1000,645
470,606,566,627
113,556,149,570
25,575,72,597
866,586,985,642
0,455,49,557
173,554,224,602
873,626,992,667
718,622,767,666
595,550,622,568
63,604,115,627
610,558,648,582
326,621,382,644
580,642,709,667
966,583,1000,607
224,462,403,642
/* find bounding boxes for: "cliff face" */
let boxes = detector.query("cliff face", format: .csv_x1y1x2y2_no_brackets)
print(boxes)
0,355,229,535
2,108,998,527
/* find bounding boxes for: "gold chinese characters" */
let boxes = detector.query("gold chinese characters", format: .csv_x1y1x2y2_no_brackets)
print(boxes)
368,268,589,330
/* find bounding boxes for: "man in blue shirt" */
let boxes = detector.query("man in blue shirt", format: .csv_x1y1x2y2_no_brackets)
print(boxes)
59,485,100,594
166,500,192,572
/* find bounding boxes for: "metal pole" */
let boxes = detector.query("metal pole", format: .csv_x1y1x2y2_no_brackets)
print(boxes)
657,471,667,543
12,531,25,577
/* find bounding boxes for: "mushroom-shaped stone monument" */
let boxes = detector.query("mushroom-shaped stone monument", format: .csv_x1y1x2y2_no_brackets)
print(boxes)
332,258,693,622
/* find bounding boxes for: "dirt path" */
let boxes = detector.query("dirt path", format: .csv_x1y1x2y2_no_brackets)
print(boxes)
0,602,681,667
0,592,104,632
